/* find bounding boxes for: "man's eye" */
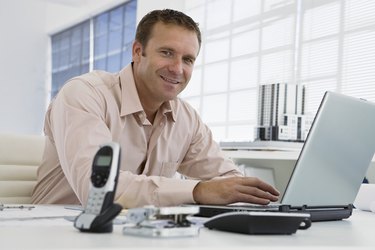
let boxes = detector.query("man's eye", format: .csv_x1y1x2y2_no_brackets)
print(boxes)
184,58,194,65
161,51,172,56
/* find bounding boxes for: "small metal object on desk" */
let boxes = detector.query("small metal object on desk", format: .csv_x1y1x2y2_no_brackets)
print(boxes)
122,206,201,237
0,203,35,211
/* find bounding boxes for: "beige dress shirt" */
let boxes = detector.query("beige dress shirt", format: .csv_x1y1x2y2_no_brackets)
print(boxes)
31,64,242,208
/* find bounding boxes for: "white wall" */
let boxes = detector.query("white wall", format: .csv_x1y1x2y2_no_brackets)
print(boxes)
0,0,48,134
0,0,185,135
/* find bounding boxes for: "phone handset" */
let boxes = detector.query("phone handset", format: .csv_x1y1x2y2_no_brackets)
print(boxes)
74,142,123,233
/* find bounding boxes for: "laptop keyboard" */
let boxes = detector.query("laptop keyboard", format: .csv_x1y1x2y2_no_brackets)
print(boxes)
227,203,281,211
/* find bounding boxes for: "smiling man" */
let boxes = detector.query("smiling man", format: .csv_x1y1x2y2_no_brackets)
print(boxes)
31,9,279,208
132,21,198,123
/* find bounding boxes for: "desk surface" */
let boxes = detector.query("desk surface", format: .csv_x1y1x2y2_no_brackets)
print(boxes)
0,205,374,249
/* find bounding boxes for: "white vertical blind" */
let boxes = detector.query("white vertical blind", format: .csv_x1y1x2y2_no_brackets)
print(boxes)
230,58,258,90
182,0,296,142
206,0,232,30
203,62,228,93
183,0,375,142
231,29,259,57
202,94,227,123
342,30,375,99
232,0,261,22
228,90,257,121
300,0,375,114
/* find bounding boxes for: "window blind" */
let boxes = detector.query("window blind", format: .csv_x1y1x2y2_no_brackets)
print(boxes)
184,0,375,142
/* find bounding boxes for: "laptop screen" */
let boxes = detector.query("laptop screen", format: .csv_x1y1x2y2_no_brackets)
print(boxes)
282,91,375,206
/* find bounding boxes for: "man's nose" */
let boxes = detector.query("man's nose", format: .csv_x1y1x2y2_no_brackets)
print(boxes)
169,58,183,74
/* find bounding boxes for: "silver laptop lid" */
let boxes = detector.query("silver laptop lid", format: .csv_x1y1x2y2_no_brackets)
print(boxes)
282,91,375,206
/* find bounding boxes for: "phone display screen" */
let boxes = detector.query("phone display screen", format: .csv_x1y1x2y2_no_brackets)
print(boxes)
95,155,112,167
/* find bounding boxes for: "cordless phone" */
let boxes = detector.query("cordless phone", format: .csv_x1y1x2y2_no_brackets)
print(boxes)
74,142,123,233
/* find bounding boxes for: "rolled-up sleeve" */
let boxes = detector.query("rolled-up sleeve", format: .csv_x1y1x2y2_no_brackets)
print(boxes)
116,173,200,208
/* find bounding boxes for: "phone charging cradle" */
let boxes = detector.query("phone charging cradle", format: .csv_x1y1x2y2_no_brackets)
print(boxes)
204,211,311,235
74,203,122,233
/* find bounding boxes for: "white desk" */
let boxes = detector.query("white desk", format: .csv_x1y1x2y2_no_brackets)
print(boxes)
224,150,375,196
0,205,374,249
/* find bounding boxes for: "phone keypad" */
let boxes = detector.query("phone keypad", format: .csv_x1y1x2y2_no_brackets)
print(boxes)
86,189,107,215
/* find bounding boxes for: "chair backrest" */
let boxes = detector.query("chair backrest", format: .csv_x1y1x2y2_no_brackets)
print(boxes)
0,133,45,204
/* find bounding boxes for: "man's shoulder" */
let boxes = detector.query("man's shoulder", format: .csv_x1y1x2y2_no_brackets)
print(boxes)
171,98,201,120
173,97,195,111
53,70,121,105
74,70,119,88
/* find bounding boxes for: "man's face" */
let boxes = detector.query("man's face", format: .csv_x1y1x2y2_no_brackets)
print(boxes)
132,22,200,106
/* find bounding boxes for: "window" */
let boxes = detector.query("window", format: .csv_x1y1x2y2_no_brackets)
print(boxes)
51,21,90,98
51,0,137,98
183,0,375,142
182,0,295,142
93,0,137,72
300,0,375,113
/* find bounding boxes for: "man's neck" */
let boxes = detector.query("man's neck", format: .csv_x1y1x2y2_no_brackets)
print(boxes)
140,99,163,124
144,107,158,124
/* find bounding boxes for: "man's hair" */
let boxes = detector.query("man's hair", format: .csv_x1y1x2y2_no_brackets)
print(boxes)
135,9,201,49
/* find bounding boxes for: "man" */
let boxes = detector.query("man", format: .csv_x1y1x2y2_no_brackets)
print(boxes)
31,9,279,208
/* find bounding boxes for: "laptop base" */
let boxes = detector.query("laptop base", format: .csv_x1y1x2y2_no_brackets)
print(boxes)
193,204,354,222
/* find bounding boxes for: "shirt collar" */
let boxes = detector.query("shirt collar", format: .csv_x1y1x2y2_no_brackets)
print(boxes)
119,64,177,122
160,100,176,122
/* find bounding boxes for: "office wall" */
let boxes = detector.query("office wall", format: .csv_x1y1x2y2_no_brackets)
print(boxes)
0,0,48,134
0,0,184,135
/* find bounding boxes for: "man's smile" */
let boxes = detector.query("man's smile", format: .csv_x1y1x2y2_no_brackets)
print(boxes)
160,74,181,84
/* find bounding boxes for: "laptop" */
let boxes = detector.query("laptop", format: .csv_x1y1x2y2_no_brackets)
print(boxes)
194,91,375,221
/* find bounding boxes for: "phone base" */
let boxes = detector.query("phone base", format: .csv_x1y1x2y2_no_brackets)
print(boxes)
79,223,113,233
74,203,122,233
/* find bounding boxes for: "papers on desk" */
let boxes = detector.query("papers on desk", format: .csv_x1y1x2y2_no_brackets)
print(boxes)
0,204,82,226
354,184,375,213
219,140,304,151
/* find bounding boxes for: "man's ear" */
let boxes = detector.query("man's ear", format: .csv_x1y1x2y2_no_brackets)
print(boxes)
132,41,143,62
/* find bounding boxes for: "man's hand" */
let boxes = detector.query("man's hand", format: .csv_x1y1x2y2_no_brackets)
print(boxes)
192,176,280,205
